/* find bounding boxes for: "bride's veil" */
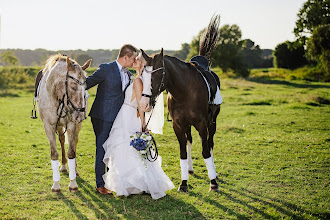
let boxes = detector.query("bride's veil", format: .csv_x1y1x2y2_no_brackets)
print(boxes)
145,92,164,134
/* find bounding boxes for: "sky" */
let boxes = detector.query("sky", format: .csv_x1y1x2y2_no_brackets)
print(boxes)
0,0,306,51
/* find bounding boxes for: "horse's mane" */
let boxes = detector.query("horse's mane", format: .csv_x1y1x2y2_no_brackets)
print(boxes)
43,54,78,74
199,14,220,59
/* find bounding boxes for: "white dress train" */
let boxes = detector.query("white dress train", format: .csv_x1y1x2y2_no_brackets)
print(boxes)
102,82,174,200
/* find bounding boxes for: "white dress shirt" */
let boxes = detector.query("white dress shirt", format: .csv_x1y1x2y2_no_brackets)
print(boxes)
116,61,129,91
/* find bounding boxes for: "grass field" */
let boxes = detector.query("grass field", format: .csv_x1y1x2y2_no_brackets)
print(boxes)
0,76,329,219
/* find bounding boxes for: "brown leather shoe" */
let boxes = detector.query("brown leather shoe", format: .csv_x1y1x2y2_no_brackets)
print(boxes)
96,187,112,195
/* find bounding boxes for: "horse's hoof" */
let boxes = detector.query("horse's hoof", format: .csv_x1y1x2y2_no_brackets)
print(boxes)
60,165,67,173
69,187,78,192
177,185,188,192
51,188,61,193
52,181,61,193
188,170,194,175
209,184,219,192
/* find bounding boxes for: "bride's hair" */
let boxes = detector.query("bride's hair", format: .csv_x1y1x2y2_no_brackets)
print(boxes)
138,53,147,66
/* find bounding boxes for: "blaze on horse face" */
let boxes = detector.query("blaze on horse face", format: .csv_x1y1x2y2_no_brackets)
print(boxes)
66,57,91,123
140,48,165,108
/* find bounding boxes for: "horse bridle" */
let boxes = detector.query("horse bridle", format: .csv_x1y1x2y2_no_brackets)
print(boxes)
55,70,86,134
65,71,86,113
141,58,166,132
141,58,166,100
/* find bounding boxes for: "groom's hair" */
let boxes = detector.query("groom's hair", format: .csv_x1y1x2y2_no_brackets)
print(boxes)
118,44,137,58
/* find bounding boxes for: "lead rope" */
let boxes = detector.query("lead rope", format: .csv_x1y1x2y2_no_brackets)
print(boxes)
141,59,166,162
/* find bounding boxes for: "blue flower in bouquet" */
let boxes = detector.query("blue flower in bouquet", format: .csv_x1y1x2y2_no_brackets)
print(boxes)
130,137,148,151
130,132,156,166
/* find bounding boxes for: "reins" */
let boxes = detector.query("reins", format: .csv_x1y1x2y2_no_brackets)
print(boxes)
140,59,166,162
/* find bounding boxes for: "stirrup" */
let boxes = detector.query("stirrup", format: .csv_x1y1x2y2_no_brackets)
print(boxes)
31,99,38,119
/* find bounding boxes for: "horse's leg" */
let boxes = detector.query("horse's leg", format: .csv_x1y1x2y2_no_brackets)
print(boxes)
186,126,194,175
73,123,82,177
67,123,78,192
197,119,219,192
44,122,61,192
208,105,220,187
57,126,67,173
173,121,189,192
208,105,220,185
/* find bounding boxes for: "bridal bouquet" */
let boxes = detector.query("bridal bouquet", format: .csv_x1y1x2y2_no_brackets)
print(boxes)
130,132,158,166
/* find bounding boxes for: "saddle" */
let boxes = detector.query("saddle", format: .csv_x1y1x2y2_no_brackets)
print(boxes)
190,56,220,103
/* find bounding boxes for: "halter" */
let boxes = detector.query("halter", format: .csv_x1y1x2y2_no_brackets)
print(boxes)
55,70,86,135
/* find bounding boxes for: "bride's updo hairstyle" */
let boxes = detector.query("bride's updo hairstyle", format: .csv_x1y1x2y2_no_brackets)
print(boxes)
138,52,147,66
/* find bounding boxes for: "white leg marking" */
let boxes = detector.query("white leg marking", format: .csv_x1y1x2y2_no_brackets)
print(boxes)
68,158,76,180
51,160,60,182
180,159,189,180
204,157,217,180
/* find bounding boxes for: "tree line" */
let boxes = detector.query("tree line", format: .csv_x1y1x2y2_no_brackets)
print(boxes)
274,0,329,81
0,48,177,67
1,0,328,81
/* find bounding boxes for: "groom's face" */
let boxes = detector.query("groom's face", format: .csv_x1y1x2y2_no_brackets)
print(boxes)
125,52,137,68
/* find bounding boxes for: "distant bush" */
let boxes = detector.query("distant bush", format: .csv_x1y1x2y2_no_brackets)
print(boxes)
250,66,329,82
0,67,41,89
0,66,98,89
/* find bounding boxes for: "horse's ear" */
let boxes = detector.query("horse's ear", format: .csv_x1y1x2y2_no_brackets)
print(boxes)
160,48,164,58
82,59,92,70
140,49,152,65
66,57,75,71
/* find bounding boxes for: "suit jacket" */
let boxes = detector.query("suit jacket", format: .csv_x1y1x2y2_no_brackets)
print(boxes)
86,61,131,122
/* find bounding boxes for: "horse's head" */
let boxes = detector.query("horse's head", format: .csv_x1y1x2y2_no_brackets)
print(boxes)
140,48,166,108
65,57,92,123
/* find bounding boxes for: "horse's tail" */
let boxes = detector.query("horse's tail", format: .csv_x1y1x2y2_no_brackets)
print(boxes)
199,14,221,59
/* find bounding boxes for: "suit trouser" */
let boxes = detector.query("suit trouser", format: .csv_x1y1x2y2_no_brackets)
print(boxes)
91,117,113,188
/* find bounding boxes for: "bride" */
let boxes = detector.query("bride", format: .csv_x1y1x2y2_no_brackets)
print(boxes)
102,53,174,200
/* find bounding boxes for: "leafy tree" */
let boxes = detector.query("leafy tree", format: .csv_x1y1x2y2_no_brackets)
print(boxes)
241,39,263,68
273,41,307,69
173,43,190,61
0,51,20,66
307,24,330,80
294,0,330,45
188,24,248,77
213,24,249,77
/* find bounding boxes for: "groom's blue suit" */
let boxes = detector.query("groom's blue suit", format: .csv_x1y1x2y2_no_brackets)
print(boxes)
86,61,131,187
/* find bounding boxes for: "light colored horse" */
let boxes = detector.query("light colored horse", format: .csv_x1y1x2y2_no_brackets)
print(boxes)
37,54,91,192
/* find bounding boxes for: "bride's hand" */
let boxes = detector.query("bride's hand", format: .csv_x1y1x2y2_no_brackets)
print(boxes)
140,127,149,133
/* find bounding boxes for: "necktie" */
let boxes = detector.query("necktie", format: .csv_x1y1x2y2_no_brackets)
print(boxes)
121,67,129,91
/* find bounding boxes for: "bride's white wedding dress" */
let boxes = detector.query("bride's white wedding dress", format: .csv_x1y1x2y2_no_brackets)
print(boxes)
102,80,174,200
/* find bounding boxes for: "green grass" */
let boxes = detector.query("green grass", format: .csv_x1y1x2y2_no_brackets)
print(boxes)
0,77,329,219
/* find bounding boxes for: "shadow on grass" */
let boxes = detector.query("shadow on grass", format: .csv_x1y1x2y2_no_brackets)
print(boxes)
237,187,330,219
56,177,204,219
210,181,329,219
54,192,89,220
247,77,330,89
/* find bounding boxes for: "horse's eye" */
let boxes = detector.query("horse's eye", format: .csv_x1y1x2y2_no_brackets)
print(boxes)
71,87,77,91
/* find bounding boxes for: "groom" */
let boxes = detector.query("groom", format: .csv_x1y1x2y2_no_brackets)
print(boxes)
86,44,137,195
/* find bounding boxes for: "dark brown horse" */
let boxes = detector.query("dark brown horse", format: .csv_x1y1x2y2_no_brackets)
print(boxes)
141,15,221,192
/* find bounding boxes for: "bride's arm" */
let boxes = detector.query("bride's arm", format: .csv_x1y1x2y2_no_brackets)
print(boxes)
133,78,148,131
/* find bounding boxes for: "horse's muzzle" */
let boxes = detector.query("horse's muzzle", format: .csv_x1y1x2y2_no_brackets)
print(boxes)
72,111,86,123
